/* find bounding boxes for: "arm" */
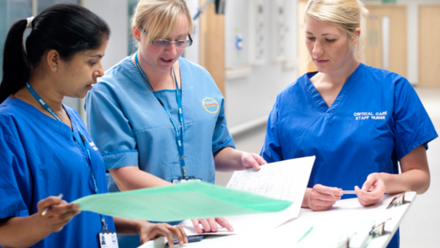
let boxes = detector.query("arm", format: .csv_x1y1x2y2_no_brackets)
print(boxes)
355,145,430,206
113,217,187,248
0,197,80,248
214,147,266,172
110,166,170,191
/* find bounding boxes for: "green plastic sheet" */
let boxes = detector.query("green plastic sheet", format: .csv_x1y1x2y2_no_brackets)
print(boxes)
72,181,292,222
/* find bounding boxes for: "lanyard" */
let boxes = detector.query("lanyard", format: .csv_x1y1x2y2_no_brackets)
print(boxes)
133,53,187,177
26,82,108,231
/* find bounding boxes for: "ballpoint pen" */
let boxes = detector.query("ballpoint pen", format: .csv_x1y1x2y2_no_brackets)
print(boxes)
41,194,63,216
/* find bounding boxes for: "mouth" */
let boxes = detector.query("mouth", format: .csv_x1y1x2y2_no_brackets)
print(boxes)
86,81,97,89
160,58,174,63
314,59,329,64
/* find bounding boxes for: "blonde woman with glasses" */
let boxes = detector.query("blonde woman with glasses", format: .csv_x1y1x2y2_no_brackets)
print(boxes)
85,1,267,245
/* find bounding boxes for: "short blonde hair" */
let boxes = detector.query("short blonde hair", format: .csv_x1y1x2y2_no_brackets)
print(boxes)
132,0,193,44
305,0,368,41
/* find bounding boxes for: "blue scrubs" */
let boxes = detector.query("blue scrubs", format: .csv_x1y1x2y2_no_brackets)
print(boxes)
261,63,438,248
0,97,115,248
85,56,235,188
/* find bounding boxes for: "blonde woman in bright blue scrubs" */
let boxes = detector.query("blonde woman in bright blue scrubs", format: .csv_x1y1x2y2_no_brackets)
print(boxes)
85,0,267,240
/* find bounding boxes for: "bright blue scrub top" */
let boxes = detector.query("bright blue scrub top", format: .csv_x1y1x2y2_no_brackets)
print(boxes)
85,56,235,190
261,63,438,248
0,97,115,248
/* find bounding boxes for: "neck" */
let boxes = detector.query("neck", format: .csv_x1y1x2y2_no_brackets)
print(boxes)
134,53,176,91
15,75,65,114
29,76,64,111
320,57,360,87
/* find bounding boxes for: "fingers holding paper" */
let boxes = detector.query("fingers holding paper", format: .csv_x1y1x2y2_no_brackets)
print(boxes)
305,184,343,211
241,152,267,171
355,173,386,206
191,217,234,234
139,222,187,248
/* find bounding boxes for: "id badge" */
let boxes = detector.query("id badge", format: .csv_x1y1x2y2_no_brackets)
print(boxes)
98,229,119,248
172,176,202,184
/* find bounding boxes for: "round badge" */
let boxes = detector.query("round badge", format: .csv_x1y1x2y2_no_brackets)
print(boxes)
202,97,219,114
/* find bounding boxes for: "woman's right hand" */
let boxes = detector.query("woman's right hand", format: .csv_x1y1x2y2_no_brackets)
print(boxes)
36,196,81,232
303,184,343,211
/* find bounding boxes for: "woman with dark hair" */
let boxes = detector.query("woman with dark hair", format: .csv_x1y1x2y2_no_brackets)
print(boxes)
0,3,186,248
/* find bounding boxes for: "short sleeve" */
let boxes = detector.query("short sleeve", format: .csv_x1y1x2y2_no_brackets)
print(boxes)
260,97,283,162
212,99,235,154
85,88,139,170
0,122,31,219
393,78,438,160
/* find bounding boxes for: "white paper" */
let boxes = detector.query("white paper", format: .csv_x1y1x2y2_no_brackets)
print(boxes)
180,156,316,236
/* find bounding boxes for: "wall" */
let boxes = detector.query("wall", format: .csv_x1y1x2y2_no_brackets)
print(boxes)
363,0,440,85
224,0,299,131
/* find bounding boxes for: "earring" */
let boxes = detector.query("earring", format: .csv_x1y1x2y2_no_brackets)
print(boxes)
53,66,57,71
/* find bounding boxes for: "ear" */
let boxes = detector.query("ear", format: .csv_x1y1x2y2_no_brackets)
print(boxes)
45,49,61,72
133,26,141,42
352,28,361,45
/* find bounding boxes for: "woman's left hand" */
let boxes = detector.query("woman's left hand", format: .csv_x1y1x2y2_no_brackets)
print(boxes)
138,222,187,248
355,173,386,206
241,152,267,171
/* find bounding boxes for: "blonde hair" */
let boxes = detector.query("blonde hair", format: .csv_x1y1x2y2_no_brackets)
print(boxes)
305,0,368,42
132,0,193,45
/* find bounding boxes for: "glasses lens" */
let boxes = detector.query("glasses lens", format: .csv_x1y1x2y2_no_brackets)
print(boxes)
175,40,187,47
152,40,170,47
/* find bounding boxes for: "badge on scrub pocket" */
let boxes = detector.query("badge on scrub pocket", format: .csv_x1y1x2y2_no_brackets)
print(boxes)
98,229,119,248
172,176,202,184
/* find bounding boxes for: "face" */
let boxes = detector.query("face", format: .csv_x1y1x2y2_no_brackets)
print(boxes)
305,15,359,74
136,13,189,72
57,39,108,98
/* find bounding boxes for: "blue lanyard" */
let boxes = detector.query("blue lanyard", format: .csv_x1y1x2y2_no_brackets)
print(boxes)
26,82,108,231
134,53,187,177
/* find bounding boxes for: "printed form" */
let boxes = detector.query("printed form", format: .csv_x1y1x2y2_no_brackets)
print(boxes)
179,156,316,236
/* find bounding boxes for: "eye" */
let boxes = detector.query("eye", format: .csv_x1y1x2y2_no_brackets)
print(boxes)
154,39,170,47
176,40,187,46
306,36,315,41
326,39,336,43
88,61,97,66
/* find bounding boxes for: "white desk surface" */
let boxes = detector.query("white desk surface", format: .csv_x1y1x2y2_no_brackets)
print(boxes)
139,192,416,248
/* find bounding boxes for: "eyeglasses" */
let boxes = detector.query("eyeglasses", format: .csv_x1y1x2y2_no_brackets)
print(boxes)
139,27,193,48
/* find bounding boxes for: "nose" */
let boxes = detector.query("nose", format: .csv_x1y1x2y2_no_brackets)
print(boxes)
95,62,105,78
164,43,178,57
312,40,324,57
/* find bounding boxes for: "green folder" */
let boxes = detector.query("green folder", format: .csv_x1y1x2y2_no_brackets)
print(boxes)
72,181,292,222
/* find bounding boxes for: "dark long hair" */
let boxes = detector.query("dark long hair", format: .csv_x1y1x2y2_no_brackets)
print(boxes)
0,3,110,104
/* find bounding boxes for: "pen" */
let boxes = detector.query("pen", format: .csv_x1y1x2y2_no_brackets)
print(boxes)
343,190,356,194
297,225,314,243
41,194,63,216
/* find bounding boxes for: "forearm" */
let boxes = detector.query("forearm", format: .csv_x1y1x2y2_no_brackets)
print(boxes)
380,169,430,194
214,147,244,171
110,166,171,191
0,215,51,248
113,217,144,235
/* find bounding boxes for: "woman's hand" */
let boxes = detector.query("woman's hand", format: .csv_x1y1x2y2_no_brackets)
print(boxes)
138,222,187,248
241,152,267,171
36,196,81,232
355,173,386,206
303,184,343,211
191,217,233,234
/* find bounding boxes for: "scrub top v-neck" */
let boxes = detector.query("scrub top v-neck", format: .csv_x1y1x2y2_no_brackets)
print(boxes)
304,64,360,114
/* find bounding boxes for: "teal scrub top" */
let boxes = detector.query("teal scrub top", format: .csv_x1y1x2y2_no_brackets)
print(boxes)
85,56,235,190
